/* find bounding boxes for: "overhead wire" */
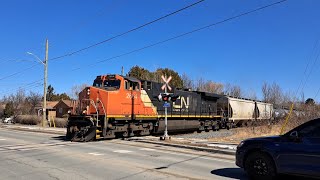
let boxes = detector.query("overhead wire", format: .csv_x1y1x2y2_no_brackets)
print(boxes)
0,64,40,81
2,0,289,96
300,46,320,94
71,0,288,71
0,0,205,82
50,0,205,61
294,40,319,98
0,79,43,96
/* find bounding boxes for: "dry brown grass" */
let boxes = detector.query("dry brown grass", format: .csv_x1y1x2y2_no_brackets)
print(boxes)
208,125,283,144
208,107,320,144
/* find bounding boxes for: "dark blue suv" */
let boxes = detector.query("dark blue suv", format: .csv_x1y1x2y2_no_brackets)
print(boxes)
236,118,320,179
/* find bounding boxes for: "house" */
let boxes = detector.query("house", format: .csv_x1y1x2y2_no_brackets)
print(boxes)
54,100,78,118
35,101,59,118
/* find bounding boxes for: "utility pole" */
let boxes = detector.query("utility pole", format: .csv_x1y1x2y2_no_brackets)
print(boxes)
121,66,124,76
43,39,48,127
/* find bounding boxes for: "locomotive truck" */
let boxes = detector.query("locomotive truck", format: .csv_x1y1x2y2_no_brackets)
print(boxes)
66,74,273,142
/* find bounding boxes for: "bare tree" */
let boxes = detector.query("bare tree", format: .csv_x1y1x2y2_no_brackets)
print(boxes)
204,80,224,94
195,77,205,91
224,83,242,97
195,78,223,94
262,82,270,102
26,91,42,114
5,88,28,116
181,73,193,89
262,82,282,104
70,84,88,100
246,89,257,100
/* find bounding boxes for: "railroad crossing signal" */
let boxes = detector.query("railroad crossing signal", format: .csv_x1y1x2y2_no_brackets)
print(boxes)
156,93,179,102
161,75,172,91
160,74,172,140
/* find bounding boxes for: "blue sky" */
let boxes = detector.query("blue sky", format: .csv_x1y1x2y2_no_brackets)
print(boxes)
0,0,320,102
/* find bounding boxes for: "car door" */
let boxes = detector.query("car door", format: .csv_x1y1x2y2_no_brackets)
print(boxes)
297,121,320,177
276,119,320,177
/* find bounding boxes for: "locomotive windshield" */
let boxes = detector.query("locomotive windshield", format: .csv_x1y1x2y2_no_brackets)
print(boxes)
103,80,121,89
93,80,102,87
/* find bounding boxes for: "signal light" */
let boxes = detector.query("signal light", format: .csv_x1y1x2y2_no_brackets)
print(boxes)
170,95,179,102
162,94,170,102
155,93,179,102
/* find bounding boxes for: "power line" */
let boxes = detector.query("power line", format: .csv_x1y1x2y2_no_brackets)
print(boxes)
0,1,205,82
294,40,320,99
72,0,288,71
300,46,320,93
50,1,123,51
0,79,43,95
50,0,205,61
1,0,288,93
0,64,40,81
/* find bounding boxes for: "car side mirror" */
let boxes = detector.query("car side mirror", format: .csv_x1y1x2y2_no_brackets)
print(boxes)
289,131,301,142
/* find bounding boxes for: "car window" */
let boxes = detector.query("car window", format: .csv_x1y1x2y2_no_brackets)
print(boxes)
299,121,320,138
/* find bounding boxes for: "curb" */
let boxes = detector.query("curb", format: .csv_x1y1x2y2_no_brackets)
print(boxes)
2,126,65,135
129,139,236,155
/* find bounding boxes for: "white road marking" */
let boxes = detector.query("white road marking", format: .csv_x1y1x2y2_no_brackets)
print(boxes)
55,145,66,147
88,152,104,156
140,148,155,151
113,150,133,154
207,144,237,150
19,148,33,151
0,139,6,141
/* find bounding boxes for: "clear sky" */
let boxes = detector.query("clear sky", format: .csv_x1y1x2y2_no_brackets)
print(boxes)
0,0,320,102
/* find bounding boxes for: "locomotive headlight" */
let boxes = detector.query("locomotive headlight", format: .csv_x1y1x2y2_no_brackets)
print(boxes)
87,88,90,95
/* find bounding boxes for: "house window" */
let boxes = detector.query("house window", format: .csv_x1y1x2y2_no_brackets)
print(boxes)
59,108,63,114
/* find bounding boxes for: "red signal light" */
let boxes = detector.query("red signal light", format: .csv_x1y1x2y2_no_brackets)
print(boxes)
170,95,179,102
162,95,169,101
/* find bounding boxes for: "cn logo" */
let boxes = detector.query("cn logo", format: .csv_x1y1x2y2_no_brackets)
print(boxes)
173,96,189,109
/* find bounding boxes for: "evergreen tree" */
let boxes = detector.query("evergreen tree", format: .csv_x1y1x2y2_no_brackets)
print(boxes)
3,102,14,117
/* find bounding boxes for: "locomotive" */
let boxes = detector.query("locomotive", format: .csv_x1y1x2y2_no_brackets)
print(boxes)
66,74,273,141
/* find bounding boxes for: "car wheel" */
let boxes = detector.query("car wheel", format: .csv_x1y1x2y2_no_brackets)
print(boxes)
244,152,276,180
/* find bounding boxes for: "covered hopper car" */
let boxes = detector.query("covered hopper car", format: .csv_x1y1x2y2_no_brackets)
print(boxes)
66,74,273,141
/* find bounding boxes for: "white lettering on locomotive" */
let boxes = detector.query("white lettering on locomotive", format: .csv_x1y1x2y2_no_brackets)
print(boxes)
126,93,138,99
173,96,189,109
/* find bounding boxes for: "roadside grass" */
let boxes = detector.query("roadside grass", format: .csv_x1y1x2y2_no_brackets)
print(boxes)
207,125,283,144
208,114,318,144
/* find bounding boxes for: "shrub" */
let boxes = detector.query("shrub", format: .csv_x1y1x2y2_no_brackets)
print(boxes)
51,118,68,128
15,115,41,125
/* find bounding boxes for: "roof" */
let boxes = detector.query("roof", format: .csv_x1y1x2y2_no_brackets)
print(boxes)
46,101,59,108
54,100,78,108
122,76,140,83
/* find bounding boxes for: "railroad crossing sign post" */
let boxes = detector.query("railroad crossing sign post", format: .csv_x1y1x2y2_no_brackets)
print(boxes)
161,75,172,140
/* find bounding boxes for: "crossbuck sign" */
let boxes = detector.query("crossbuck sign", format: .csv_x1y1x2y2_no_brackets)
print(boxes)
161,75,172,91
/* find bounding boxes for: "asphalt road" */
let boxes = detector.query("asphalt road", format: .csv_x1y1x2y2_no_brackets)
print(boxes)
0,127,246,180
